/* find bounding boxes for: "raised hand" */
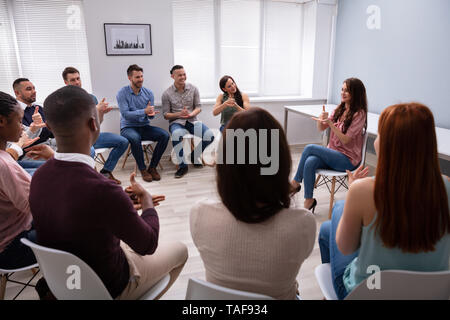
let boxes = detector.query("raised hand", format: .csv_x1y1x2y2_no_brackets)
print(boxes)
145,101,159,117
312,105,331,125
17,131,39,149
25,144,55,160
96,98,113,116
346,166,370,186
29,106,46,133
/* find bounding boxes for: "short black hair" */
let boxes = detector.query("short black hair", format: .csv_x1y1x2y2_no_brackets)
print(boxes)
62,67,80,81
43,86,95,133
127,64,143,76
12,78,30,91
0,91,19,118
170,65,184,75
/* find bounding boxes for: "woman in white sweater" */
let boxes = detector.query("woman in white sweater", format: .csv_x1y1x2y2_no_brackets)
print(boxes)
190,107,316,300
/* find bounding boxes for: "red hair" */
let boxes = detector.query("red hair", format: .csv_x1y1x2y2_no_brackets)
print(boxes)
374,103,449,253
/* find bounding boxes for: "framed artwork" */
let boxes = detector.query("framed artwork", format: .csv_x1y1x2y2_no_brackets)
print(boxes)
104,23,152,56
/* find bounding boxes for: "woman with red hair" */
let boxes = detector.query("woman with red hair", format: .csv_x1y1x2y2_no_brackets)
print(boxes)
318,103,450,299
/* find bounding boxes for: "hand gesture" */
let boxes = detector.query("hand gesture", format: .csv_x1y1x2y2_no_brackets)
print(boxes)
30,106,46,133
96,98,113,116
25,144,55,160
346,166,369,186
17,131,39,149
127,172,154,210
179,106,190,119
145,101,159,117
312,105,331,125
224,97,236,108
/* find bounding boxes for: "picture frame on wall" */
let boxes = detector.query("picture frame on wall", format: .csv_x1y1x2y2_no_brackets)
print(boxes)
104,23,152,56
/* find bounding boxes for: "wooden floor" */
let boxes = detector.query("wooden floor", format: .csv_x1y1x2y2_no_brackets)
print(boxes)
3,145,374,300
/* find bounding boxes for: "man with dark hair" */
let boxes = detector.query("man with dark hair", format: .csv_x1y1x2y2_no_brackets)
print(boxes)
30,85,188,300
62,66,129,184
13,78,54,147
117,64,169,182
162,65,214,178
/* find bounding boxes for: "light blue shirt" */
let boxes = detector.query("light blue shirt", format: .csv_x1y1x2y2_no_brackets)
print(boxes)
116,85,155,129
343,177,450,293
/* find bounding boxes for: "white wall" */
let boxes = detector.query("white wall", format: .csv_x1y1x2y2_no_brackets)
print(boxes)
82,0,331,148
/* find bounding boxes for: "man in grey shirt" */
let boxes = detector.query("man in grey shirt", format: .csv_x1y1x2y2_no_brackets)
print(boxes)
162,65,214,178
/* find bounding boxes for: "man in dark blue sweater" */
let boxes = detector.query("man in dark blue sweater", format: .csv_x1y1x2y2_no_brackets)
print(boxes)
30,85,188,299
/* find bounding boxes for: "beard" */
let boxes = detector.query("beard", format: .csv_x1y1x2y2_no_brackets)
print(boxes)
132,80,143,88
23,95,36,105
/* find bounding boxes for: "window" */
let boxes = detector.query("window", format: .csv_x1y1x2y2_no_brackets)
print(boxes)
0,0,91,101
172,0,307,98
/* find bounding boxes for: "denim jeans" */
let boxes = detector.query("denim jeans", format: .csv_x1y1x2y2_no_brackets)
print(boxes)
169,121,214,169
18,160,45,176
93,132,129,172
293,144,357,199
0,228,37,269
121,126,169,171
318,200,359,299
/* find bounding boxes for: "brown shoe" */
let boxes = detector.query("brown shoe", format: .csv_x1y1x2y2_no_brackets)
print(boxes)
140,169,153,182
101,171,121,185
147,167,161,181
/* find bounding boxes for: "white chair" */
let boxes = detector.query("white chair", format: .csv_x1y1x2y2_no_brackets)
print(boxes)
185,278,275,300
0,263,39,300
315,131,369,219
93,147,110,166
121,140,163,172
315,263,450,300
20,238,170,300
170,133,207,167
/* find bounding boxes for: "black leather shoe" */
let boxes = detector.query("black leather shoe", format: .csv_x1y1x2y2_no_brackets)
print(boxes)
290,182,301,196
175,166,188,178
308,198,317,214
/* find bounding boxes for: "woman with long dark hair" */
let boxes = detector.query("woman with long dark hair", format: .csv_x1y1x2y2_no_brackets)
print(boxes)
213,75,250,132
190,107,316,299
291,78,368,212
319,103,450,299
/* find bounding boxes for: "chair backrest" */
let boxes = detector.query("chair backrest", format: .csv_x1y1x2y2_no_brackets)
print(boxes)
185,278,275,300
20,238,112,300
346,269,450,300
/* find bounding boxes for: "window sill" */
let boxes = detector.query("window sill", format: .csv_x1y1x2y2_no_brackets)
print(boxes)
199,96,326,104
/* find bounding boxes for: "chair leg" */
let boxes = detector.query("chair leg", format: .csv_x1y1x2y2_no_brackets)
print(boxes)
148,145,163,170
314,175,321,188
122,145,132,169
328,177,336,219
143,146,150,164
0,274,7,300
99,154,106,165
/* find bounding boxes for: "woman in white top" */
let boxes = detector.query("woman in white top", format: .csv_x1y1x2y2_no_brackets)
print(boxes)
190,107,316,300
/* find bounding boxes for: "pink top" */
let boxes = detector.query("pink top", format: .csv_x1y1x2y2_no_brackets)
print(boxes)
327,109,366,166
0,150,32,252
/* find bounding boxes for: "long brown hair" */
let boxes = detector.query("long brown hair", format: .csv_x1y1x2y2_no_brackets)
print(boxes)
216,107,291,223
333,78,368,133
219,75,243,108
374,103,449,253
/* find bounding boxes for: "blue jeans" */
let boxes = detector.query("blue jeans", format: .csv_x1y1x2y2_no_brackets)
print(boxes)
0,228,37,269
293,144,357,199
121,126,169,171
169,121,214,169
318,200,359,299
18,160,45,176
93,132,129,172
